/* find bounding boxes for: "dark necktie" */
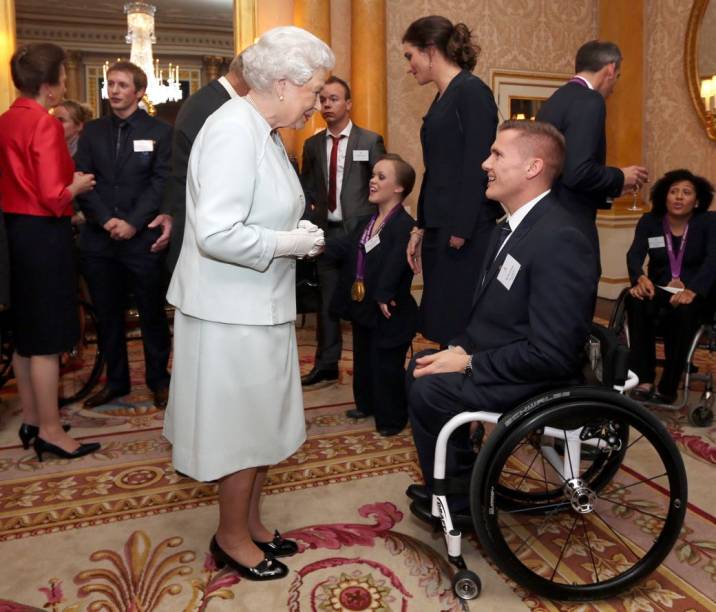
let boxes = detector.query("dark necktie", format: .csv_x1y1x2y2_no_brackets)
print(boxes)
481,220,512,287
115,121,127,161
327,134,344,213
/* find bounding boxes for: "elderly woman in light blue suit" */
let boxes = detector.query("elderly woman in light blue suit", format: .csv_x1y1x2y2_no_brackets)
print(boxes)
164,26,334,581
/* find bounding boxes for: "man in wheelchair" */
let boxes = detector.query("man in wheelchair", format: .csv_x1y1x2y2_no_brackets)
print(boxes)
405,120,600,526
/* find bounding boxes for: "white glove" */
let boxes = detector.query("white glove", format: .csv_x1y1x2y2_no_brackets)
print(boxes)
275,227,325,258
297,219,321,233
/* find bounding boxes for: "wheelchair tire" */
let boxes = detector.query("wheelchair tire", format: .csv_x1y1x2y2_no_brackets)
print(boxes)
470,391,687,601
452,569,481,600
58,301,104,406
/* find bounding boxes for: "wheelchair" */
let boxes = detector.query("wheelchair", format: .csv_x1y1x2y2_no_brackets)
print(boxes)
609,287,714,426
416,324,688,602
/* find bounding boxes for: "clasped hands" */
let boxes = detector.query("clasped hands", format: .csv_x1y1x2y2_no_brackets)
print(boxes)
274,220,325,258
103,217,136,240
629,275,696,306
413,345,470,378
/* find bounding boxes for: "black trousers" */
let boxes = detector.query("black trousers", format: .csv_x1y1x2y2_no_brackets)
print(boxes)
81,249,170,392
406,349,474,509
626,290,704,396
352,322,410,431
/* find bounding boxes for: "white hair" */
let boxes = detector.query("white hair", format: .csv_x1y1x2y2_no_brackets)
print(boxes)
241,26,335,92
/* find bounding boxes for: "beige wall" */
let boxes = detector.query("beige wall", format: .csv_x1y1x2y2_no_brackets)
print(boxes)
385,0,598,212
645,0,716,184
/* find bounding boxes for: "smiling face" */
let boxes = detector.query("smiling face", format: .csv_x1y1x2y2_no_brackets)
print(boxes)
665,180,699,219
368,159,404,206
402,43,433,85
107,69,144,117
482,129,533,208
281,68,328,129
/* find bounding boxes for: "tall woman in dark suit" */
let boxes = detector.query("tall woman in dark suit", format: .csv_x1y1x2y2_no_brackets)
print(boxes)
402,15,501,346
0,43,99,459
626,169,715,404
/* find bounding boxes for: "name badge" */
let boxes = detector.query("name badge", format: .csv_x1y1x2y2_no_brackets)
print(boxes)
648,236,665,249
497,254,521,290
133,140,154,152
353,149,369,162
365,234,380,253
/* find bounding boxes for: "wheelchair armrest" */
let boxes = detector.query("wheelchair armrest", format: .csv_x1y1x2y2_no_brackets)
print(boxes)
587,323,629,387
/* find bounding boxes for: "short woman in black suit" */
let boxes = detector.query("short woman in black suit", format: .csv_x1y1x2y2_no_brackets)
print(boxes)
402,16,501,346
326,154,418,436
626,169,716,404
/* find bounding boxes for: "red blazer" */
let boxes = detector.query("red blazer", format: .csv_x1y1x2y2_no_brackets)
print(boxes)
0,98,74,217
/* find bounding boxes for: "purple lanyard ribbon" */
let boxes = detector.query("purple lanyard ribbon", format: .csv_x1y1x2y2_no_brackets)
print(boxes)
354,204,402,281
662,217,689,279
568,76,589,87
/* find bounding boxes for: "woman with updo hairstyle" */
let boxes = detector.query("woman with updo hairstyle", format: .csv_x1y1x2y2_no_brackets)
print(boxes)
403,15,502,347
52,99,93,157
626,169,716,405
164,26,333,580
0,43,99,460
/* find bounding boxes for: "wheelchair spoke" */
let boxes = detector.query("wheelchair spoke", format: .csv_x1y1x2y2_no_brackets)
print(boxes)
624,433,645,452
550,514,579,582
504,500,571,514
562,431,575,483
515,446,543,490
580,514,600,583
589,508,642,563
604,472,668,496
595,496,667,522
500,468,562,489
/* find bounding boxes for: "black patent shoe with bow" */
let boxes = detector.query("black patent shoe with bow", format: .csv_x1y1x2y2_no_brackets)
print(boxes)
33,437,100,462
253,530,299,558
210,536,289,580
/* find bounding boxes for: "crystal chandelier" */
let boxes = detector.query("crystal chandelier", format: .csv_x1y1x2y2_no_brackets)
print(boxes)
101,2,183,105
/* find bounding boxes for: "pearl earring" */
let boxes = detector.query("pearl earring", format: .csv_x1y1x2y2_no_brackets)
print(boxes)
279,95,284,101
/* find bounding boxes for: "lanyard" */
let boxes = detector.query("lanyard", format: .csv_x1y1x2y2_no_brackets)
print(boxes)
662,217,690,279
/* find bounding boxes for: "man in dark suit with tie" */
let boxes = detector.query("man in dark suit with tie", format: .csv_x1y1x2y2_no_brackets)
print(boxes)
162,54,248,273
537,40,648,256
75,61,172,409
300,76,386,388
404,121,599,523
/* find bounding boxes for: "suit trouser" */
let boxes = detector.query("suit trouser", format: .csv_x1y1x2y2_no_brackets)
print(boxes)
407,349,474,510
352,322,410,431
314,224,347,369
626,291,703,396
81,248,171,393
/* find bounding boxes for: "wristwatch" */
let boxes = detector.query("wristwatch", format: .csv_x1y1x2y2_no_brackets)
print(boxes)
464,354,473,378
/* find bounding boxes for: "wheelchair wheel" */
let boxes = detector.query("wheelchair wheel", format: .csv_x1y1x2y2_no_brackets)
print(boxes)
58,300,104,406
471,393,687,601
452,568,481,600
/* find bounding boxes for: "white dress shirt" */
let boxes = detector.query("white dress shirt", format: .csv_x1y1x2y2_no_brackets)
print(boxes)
324,120,353,222
496,189,551,257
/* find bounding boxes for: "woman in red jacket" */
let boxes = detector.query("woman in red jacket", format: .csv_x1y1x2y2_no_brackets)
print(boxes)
0,43,99,460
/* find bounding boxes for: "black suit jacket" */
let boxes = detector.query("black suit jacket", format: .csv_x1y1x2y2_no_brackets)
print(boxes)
417,70,501,237
537,81,625,231
326,206,418,347
451,194,598,412
626,211,716,297
162,79,232,270
75,109,172,254
300,124,385,231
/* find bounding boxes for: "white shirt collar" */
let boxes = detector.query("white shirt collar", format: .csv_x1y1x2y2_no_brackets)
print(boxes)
326,119,352,139
572,75,594,90
218,76,240,99
505,190,551,233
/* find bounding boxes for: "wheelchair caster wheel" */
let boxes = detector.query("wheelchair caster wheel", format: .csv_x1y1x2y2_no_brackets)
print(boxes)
452,569,481,600
688,405,713,427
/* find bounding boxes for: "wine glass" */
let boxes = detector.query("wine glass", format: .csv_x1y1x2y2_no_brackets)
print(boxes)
628,185,642,211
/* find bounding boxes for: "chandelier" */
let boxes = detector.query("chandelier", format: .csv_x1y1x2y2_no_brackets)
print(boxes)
101,2,183,106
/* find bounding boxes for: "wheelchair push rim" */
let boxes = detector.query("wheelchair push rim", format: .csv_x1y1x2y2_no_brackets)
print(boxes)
471,399,687,601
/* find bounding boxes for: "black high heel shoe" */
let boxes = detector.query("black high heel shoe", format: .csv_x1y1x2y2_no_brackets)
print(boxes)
33,437,100,462
253,530,299,558
209,536,288,580
18,423,71,450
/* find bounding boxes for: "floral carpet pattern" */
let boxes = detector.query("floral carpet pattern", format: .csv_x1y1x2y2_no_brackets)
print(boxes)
0,318,714,611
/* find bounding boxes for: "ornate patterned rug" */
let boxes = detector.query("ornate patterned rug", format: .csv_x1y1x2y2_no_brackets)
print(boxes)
0,320,714,611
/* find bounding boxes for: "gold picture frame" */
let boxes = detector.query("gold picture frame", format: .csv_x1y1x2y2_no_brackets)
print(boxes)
490,70,570,123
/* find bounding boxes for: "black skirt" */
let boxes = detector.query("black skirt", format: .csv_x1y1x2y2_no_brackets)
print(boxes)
5,213,79,356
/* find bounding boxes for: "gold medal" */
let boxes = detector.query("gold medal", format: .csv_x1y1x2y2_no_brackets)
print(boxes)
351,280,366,302
667,278,685,289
